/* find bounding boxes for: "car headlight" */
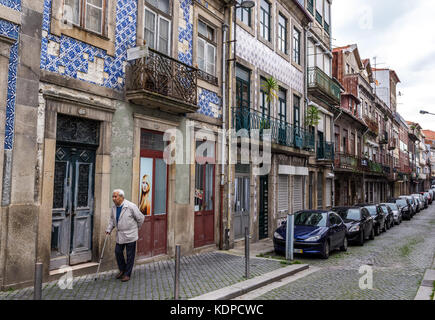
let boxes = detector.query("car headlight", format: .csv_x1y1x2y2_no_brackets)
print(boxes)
274,231,284,240
305,235,321,242
349,225,360,232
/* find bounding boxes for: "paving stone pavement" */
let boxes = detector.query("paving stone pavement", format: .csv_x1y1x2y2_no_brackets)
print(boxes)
257,204,435,300
0,252,284,300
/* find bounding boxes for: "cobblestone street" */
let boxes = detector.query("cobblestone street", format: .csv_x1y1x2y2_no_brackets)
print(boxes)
256,205,435,300
0,252,285,300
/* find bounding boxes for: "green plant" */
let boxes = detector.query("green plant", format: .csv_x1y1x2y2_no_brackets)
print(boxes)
261,77,278,103
305,105,321,127
260,119,271,130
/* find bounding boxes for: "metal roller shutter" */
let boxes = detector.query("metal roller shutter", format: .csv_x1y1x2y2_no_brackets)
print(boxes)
293,176,303,212
326,179,332,208
278,175,289,213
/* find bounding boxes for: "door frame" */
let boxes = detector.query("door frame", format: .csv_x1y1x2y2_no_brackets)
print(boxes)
138,129,169,258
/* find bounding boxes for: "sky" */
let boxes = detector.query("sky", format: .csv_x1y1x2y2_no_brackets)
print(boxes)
332,0,435,131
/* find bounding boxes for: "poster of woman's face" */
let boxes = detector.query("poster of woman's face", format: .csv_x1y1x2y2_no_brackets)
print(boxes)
139,158,153,216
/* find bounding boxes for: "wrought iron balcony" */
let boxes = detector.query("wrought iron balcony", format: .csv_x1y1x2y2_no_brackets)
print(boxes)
334,153,359,171
317,141,334,161
232,107,315,151
363,116,379,136
126,48,198,114
307,67,341,106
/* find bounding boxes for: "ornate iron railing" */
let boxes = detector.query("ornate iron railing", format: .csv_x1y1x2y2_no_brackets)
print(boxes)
232,107,315,151
307,67,341,105
317,141,334,161
197,69,218,86
127,48,197,106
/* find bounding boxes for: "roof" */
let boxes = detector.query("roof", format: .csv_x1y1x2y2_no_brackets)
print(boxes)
332,44,363,69
422,130,435,140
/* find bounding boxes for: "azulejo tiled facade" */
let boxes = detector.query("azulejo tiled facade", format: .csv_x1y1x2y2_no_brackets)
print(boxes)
0,18,19,150
0,0,21,11
38,0,220,118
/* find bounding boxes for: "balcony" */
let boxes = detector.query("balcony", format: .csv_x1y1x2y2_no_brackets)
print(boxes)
232,107,315,151
126,48,198,114
379,131,388,145
317,141,334,162
334,153,359,171
307,67,341,106
363,116,379,136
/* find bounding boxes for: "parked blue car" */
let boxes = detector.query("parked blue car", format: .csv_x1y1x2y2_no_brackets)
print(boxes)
273,210,348,259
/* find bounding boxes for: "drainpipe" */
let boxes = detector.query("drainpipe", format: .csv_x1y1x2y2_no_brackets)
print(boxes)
219,23,228,250
225,6,235,250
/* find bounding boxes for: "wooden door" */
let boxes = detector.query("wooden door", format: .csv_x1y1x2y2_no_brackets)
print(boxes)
137,130,168,258
194,163,215,247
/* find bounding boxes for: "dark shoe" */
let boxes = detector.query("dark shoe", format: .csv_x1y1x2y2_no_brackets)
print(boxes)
116,271,124,279
121,275,130,282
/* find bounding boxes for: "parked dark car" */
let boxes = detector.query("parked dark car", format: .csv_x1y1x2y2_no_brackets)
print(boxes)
354,204,386,236
388,198,412,220
379,204,394,229
412,193,427,210
399,195,417,215
382,202,403,225
332,207,375,246
273,210,348,259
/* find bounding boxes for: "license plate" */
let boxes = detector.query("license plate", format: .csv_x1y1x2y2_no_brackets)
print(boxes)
293,249,303,254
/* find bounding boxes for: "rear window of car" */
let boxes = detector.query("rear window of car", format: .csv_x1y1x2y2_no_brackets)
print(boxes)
385,203,398,211
395,199,407,207
380,206,389,214
338,209,361,221
364,206,377,216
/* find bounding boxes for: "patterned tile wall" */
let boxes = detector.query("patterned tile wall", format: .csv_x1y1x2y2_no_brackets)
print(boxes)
40,0,137,90
38,0,221,118
0,18,19,150
0,0,21,11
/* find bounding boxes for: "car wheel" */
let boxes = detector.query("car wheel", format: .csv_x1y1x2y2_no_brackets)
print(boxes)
321,240,330,259
369,227,375,240
358,231,364,246
340,236,348,251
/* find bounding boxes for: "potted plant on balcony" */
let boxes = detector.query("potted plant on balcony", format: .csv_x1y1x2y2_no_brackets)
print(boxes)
305,105,321,127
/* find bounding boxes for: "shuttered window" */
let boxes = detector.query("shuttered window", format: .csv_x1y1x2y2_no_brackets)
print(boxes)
293,176,303,212
278,175,289,213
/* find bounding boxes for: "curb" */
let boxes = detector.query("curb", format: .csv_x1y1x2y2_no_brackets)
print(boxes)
415,269,435,300
190,264,309,300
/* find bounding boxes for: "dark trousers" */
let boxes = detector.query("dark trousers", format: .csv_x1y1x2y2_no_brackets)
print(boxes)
115,242,136,277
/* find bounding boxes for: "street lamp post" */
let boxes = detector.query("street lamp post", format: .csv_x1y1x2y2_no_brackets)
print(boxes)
420,110,435,116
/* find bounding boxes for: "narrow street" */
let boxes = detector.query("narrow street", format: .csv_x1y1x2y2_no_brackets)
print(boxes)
254,205,435,300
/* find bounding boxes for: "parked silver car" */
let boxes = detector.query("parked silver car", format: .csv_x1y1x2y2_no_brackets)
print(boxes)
382,203,402,225
399,195,417,215
412,194,426,210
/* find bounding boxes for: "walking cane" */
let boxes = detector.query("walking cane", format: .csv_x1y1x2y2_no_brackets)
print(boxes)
94,234,109,281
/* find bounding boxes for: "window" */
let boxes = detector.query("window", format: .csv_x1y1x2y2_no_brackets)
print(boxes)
197,20,216,76
278,88,287,123
307,0,314,14
260,77,270,117
236,0,251,26
278,14,287,54
145,0,169,14
316,0,323,24
308,40,315,67
316,47,324,70
324,1,330,33
144,2,171,55
346,63,350,74
293,28,301,64
324,55,331,76
63,0,106,35
236,65,250,109
293,95,300,130
260,0,271,41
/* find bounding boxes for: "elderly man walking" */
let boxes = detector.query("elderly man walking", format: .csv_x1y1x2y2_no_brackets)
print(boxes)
106,189,144,282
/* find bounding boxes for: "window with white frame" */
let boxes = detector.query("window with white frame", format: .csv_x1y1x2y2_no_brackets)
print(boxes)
316,0,323,24
260,0,271,41
293,28,301,64
324,1,330,33
278,13,287,54
63,0,106,35
144,1,171,55
316,47,324,70
197,20,216,76
324,54,331,76
308,39,315,68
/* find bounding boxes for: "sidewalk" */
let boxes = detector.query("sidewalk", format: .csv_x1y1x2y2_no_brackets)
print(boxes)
0,250,291,300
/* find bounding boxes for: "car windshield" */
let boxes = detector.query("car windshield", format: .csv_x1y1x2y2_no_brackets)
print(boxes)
364,206,377,216
385,203,398,211
294,212,327,227
337,209,360,221
380,206,389,214
396,199,407,207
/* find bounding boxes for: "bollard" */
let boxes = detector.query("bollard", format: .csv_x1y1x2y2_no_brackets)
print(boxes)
34,262,43,300
174,245,181,300
245,227,250,279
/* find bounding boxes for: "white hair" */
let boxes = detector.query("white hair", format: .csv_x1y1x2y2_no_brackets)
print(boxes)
113,189,125,197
